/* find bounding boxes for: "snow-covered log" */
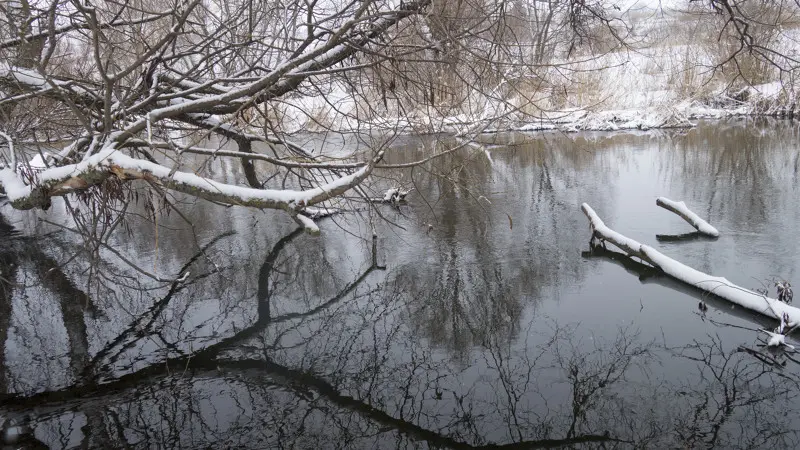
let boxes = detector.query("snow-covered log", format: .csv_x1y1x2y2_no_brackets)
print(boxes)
581,203,800,327
656,197,719,237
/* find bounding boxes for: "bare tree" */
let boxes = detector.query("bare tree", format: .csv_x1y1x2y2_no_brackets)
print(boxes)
0,0,638,243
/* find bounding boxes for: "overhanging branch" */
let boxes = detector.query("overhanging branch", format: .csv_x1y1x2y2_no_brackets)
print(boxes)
0,146,382,231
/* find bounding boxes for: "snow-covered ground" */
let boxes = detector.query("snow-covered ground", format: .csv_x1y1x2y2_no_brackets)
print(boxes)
268,5,800,135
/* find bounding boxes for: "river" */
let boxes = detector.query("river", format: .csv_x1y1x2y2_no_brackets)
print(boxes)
0,119,799,448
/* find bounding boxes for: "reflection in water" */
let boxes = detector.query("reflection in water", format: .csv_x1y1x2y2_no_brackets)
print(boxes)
1,121,800,448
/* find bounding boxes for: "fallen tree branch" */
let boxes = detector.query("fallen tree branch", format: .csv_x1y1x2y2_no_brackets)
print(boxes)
581,203,799,327
656,197,719,237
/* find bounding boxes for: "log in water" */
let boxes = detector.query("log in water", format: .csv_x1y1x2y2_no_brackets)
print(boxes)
581,203,797,327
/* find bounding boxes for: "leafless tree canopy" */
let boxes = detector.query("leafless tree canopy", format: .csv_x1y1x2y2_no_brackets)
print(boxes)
0,0,795,236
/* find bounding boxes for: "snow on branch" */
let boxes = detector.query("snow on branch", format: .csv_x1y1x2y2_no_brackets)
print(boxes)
581,203,800,329
294,213,320,235
656,197,719,237
0,146,381,233
0,9,172,51
0,0,433,145
0,0,427,233
107,0,433,142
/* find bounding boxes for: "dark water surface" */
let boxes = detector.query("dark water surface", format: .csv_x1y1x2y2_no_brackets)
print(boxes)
1,120,800,448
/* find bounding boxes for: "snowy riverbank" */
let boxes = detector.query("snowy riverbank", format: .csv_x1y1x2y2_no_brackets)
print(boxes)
270,76,795,136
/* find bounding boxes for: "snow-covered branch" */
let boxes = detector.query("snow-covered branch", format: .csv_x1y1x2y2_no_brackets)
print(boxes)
0,146,381,233
0,9,173,51
107,0,432,142
582,203,799,327
0,0,432,234
656,197,719,237
0,64,100,107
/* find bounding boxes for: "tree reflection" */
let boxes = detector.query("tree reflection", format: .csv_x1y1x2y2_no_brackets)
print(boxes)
382,134,617,358
0,222,627,448
1,221,798,447
2,126,800,448
582,244,800,447
0,214,17,394
669,335,800,448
